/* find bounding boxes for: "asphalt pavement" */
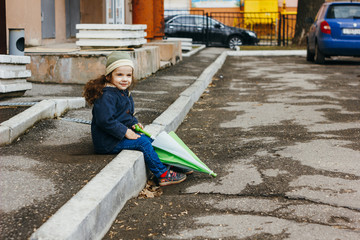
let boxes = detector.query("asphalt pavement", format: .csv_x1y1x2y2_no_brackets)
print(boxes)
0,47,226,239
103,55,360,239
1,48,359,240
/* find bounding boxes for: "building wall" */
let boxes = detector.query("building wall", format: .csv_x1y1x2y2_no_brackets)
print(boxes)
278,0,297,8
6,0,42,46
165,0,190,10
80,0,105,24
42,0,67,45
126,0,133,24
6,0,72,47
4,0,149,48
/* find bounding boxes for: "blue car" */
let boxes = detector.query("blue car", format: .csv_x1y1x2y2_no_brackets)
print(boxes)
306,1,360,64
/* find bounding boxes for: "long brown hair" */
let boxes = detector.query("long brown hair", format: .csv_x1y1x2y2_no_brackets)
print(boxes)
83,72,137,105
83,75,107,105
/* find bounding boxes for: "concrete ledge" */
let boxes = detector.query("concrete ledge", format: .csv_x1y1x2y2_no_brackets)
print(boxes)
76,39,147,47
0,54,31,64
0,69,31,79
164,38,192,51
27,46,161,84
0,55,32,96
76,31,146,39
76,24,147,48
134,46,160,78
145,41,182,65
0,98,85,146
0,81,32,93
76,24,147,31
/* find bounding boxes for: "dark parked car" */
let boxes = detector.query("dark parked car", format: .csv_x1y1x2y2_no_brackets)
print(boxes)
306,1,360,64
164,14,259,49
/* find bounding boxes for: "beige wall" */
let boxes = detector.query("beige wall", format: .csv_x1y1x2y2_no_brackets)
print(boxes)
42,0,68,45
6,0,70,46
80,0,105,24
6,0,133,47
165,0,190,10
6,0,42,46
125,0,133,24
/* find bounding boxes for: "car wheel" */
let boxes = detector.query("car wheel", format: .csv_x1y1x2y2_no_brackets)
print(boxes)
306,42,314,62
228,36,243,50
314,43,325,64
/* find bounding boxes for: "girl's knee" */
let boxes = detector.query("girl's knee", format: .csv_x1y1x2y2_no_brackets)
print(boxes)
136,135,153,149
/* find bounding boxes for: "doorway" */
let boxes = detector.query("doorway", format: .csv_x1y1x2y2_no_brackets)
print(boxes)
41,0,55,39
65,0,80,38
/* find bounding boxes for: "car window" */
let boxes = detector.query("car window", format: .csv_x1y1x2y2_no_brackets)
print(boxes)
193,16,221,28
194,16,206,26
209,18,222,27
171,16,195,25
315,5,326,21
326,5,360,19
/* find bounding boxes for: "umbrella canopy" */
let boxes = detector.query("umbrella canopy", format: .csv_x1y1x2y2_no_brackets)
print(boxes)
135,125,217,177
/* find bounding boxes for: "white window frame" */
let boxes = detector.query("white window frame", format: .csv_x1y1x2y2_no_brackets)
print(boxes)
106,0,124,24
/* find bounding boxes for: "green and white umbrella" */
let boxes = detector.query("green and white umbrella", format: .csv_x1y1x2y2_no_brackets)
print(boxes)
135,125,217,177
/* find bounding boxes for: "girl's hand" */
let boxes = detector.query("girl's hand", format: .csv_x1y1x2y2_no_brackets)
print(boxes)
125,129,140,139
133,123,143,130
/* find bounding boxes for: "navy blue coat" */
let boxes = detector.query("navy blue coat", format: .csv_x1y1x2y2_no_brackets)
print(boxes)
91,87,138,154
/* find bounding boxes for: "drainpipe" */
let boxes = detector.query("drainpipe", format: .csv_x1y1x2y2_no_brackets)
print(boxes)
0,0,6,54
153,0,165,40
132,0,164,41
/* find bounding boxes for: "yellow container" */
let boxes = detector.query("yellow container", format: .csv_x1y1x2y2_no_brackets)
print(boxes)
244,0,278,25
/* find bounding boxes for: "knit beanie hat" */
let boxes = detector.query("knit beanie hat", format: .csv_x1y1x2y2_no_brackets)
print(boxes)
105,51,134,76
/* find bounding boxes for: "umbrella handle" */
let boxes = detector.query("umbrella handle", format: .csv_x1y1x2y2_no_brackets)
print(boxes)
134,124,152,138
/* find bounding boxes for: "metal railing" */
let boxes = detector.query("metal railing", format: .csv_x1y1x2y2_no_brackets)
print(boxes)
164,10,297,47
278,13,297,46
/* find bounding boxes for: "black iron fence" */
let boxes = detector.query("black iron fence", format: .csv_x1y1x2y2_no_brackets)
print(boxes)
278,13,297,46
164,10,297,47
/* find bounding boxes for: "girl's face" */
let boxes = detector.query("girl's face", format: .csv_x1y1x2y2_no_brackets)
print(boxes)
109,65,133,90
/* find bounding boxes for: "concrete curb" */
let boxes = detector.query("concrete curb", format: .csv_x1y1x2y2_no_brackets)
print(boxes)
0,98,85,146
182,44,206,57
227,50,306,57
30,49,305,240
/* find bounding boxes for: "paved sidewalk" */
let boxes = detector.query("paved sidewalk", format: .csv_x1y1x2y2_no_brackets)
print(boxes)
0,47,226,239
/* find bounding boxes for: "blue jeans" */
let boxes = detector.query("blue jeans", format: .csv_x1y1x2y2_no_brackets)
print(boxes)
110,135,167,178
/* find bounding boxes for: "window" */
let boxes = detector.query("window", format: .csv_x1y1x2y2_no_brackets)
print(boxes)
194,16,206,26
106,0,124,24
172,16,195,25
315,5,325,21
209,18,222,27
327,5,360,19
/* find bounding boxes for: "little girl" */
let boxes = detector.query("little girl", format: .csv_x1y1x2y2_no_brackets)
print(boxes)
83,51,186,186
